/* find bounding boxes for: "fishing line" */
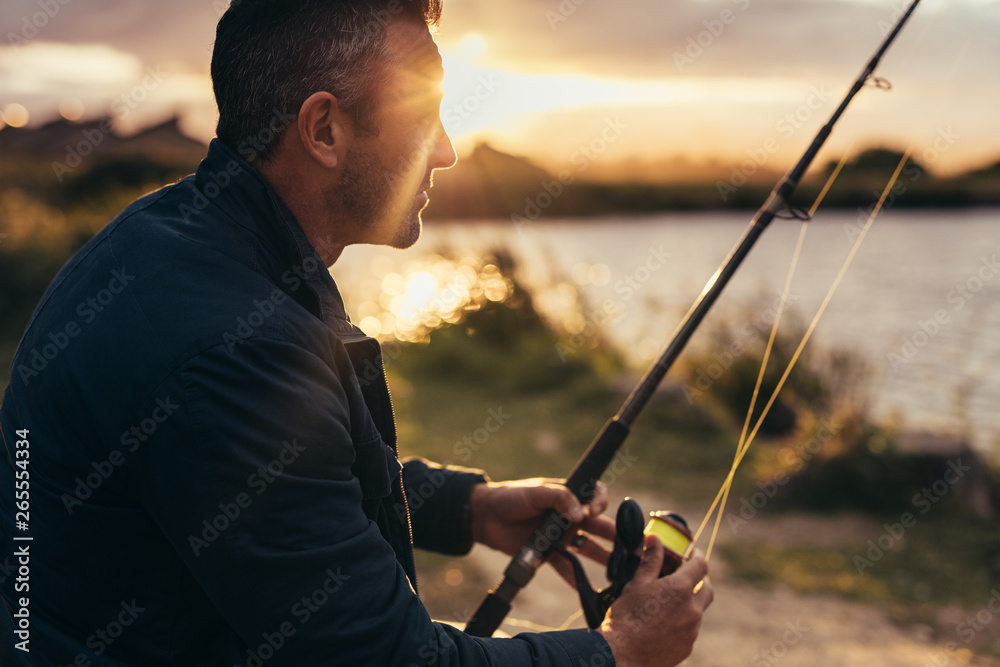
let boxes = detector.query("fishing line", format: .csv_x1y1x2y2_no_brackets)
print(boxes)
692,148,914,561
691,147,855,557
524,148,861,633
513,145,907,631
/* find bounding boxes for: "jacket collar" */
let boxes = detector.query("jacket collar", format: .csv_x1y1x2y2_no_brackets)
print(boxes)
195,139,365,339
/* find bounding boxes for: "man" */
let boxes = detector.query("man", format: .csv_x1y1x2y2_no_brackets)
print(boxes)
0,1,712,665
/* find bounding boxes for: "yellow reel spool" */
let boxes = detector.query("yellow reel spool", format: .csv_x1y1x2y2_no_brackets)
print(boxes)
644,512,693,575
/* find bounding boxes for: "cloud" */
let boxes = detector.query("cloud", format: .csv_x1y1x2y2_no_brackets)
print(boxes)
439,0,998,82
0,41,143,90
1,0,219,70
0,41,213,133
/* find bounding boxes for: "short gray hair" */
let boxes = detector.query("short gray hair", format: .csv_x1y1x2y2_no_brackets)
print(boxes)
212,0,442,162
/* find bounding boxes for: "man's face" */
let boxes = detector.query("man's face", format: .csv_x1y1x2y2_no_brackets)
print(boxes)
338,16,456,249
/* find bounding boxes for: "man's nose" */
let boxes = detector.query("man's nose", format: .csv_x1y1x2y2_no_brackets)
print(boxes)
429,123,457,171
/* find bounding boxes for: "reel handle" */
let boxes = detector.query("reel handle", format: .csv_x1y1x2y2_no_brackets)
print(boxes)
605,498,644,584
565,499,694,629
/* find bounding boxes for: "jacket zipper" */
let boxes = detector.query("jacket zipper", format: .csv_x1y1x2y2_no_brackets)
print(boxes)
385,376,418,597
400,475,418,596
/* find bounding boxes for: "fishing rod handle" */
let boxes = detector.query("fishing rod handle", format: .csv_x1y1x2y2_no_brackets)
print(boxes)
510,418,633,569
512,418,633,569
464,419,631,637
491,418,632,572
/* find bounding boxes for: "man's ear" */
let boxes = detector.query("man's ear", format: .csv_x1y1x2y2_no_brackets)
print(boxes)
296,91,351,169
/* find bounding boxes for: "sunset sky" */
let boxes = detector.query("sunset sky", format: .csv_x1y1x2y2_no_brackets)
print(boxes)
1,0,997,180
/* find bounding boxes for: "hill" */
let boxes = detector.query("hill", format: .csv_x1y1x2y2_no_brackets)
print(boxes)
2,117,999,220
423,144,1000,220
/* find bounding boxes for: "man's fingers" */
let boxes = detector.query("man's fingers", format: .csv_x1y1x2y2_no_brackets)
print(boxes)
528,483,585,522
580,513,617,542
586,483,610,517
633,533,665,582
692,575,714,611
569,532,612,567
526,481,611,524
672,549,709,589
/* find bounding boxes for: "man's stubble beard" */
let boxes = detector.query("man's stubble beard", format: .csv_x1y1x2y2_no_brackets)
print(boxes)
339,143,423,250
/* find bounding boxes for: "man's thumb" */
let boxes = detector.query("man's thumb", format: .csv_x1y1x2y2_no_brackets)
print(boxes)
636,533,664,580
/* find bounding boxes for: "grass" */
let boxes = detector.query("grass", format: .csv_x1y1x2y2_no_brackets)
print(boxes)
390,372,738,502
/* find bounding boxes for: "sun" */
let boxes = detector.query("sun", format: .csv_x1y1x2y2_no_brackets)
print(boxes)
457,32,487,59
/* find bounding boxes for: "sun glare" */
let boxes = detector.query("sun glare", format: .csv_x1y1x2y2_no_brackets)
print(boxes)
58,96,84,121
347,255,514,343
1,103,29,128
458,32,487,59
439,45,812,158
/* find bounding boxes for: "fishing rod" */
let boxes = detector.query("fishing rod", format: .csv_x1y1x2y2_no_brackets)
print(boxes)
464,0,923,638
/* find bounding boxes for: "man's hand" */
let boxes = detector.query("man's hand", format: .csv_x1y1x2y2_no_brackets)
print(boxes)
599,537,714,667
468,479,617,586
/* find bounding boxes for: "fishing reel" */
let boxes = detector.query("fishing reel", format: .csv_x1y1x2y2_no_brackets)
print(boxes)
552,497,693,629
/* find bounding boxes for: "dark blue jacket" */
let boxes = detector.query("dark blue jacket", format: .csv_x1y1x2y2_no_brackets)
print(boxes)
0,140,614,666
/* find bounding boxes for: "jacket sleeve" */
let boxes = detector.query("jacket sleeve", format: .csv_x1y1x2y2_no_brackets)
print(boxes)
137,337,615,667
402,457,487,555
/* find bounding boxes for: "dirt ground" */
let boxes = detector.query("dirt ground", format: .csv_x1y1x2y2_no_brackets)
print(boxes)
460,494,998,666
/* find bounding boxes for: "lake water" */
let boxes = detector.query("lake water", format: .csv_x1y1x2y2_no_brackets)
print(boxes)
333,208,1000,451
